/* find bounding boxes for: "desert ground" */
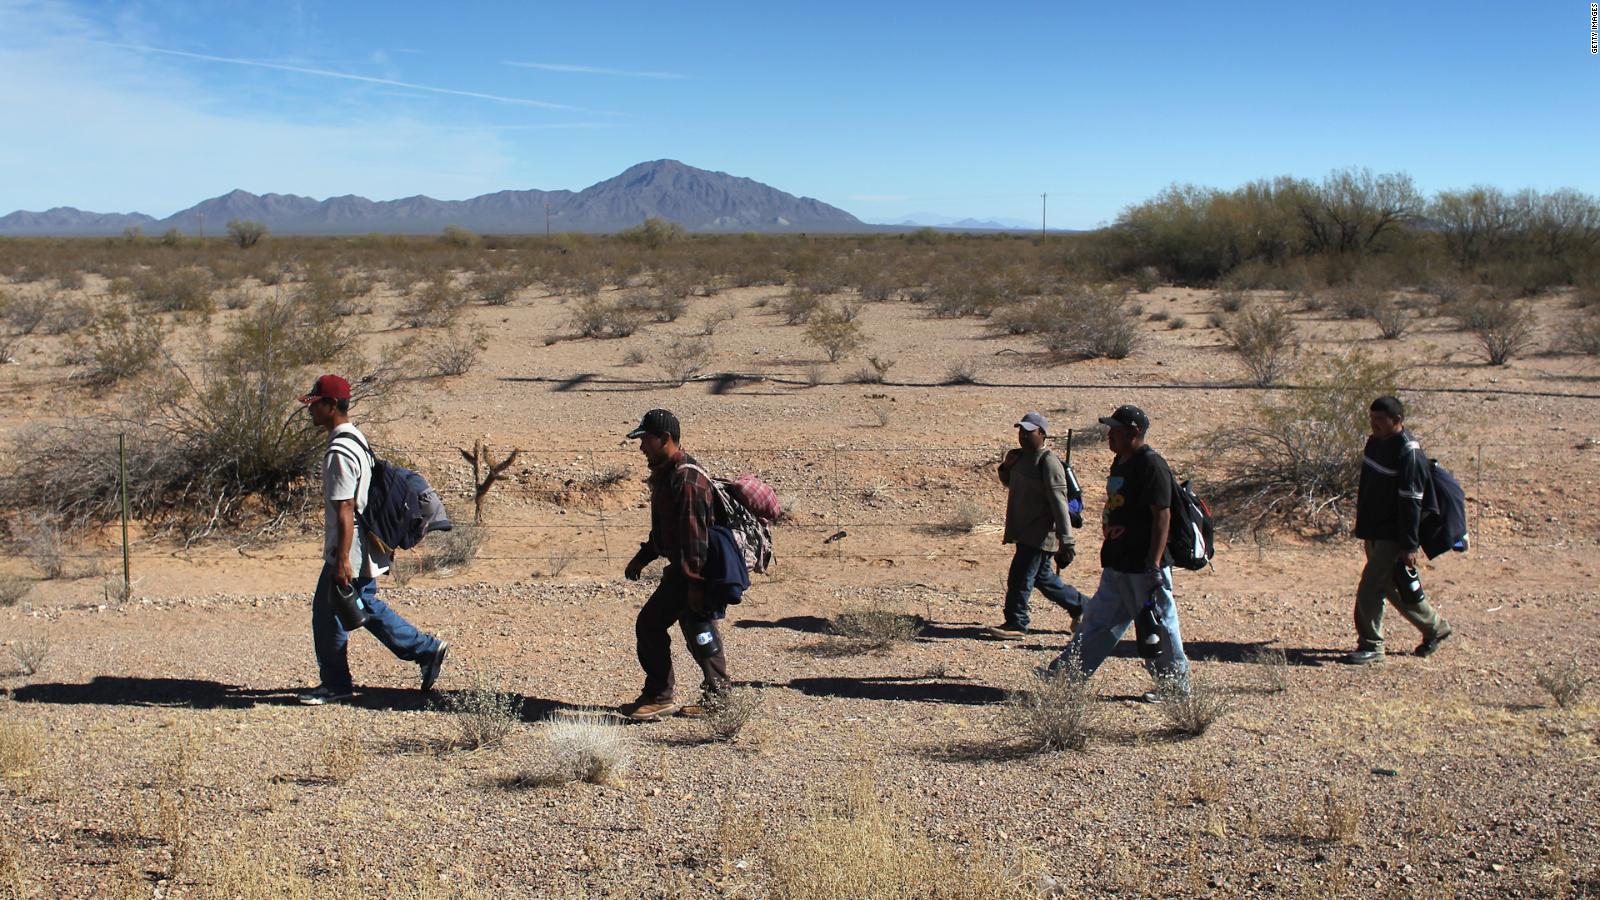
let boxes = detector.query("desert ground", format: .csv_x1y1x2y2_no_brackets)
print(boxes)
1,246,1598,898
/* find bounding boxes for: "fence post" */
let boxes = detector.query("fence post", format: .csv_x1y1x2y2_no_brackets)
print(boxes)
119,432,131,597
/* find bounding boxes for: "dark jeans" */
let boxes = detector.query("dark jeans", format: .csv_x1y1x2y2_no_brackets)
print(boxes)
636,567,730,704
312,564,440,692
1003,544,1086,630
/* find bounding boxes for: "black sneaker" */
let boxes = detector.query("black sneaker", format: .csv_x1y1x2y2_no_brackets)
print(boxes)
1342,649,1384,666
420,642,448,692
298,686,355,706
1414,630,1453,658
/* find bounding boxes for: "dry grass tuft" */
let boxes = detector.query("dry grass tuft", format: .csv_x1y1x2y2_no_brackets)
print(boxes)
1244,644,1292,693
543,711,635,785
319,731,368,785
1293,785,1363,845
1006,662,1100,753
768,775,1040,900
1152,676,1233,738
1535,659,1592,709
440,667,522,751
8,633,50,677
829,607,926,649
0,715,40,778
0,574,32,608
704,688,762,743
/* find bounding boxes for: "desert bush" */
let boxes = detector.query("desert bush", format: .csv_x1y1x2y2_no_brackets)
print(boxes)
942,360,978,385
619,216,683,249
699,304,737,335
1328,285,1380,320
394,276,468,329
658,335,712,386
0,289,48,334
570,295,646,338
0,574,32,607
1472,301,1537,364
1534,659,1591,709
16,517,67,579
440,224,478,247
1211,289,1246,313
72,306,167,388
1152,676,1233,737
1148,309,1170,322
621,346,647,366
778,287,825,325
544,711,635,785
0,333,18,365
469,269,530,306
804,307,868,362
1202,350,1403,534
226,219,268,249
1371,298,1412,339
830,607,925,649
1033,284,1140,359
221,291,253,311
869,404,892,428
0,715,39,777
704,688,762,742
1007,661,1100,753
133,266,215,314
1168,316,1188,329
421,324,488,377
1133,265,1162,292
1222,303,1299,386
319,731,367,785
441,667,521,750
423,523,483,572
1564,314,1600,355
1244,645,1291,693
803,364,825,387
9,633,49,676
768,777,1039,900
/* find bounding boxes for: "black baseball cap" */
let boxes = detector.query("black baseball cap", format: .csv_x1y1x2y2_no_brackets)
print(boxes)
627,408,680,442
1098,404,1150,433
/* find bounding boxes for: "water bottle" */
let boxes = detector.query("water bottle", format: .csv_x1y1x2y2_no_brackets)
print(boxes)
686,620,722,658
1391,562,1426,606
332,580,370,631
1134,599,1162,660
1065,467,1085,530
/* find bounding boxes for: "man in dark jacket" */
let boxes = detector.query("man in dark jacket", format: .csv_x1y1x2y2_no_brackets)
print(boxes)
621,409,731,720
1344,396,1453,664
989,412,1083,638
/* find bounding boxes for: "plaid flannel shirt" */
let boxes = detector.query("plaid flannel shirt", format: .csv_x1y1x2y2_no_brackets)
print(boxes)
642,450,715,581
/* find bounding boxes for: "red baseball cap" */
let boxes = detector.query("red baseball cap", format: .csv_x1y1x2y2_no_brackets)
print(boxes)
299,374,352,404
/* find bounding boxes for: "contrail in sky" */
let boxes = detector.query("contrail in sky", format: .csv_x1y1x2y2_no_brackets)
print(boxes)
503,61,686,80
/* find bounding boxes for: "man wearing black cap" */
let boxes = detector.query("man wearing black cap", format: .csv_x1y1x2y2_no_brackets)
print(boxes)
989,412,1083,638
1344,396,1453,664
1045,404,1190,695
296,375,447,705
621,408,731,721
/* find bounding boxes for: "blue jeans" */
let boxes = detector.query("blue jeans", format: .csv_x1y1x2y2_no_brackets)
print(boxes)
1003,544,1086,630
1049,566,1189,688
312,564,440,692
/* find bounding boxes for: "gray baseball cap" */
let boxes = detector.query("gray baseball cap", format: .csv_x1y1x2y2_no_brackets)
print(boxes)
1015,412,1047,433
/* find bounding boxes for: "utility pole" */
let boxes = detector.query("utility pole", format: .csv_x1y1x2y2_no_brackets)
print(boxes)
1041,193,1047,237
197,211,204,240
545,201,550,237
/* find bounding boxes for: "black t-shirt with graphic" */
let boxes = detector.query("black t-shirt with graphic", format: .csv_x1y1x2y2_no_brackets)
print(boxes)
1100,445,1174,573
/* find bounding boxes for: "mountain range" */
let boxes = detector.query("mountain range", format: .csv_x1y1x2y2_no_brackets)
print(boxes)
0,160,871,237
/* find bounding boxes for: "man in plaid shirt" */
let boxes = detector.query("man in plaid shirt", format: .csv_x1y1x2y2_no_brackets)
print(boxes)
621,409,731,721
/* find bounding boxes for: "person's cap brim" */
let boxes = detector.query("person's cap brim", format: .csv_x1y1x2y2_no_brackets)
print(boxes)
1097,416,1123,428
298,393,320,405
1016,421,1041,432
626,427,647,439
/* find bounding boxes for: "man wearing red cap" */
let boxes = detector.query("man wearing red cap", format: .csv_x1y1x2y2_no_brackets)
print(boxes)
297,375,447,705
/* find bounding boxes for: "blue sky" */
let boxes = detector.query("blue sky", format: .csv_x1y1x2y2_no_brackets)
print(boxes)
1,0,1594,227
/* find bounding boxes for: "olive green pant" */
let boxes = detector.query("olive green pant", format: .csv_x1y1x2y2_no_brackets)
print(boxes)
1355,539,1450,652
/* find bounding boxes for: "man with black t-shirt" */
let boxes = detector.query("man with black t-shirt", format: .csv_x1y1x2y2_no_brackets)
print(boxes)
1343,396,1453,665
1044,405,1190,695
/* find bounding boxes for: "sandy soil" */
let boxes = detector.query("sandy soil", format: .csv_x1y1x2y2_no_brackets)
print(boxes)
2,277,1598,897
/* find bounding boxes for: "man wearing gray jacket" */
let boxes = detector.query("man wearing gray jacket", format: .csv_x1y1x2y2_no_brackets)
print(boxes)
989,412,1084,638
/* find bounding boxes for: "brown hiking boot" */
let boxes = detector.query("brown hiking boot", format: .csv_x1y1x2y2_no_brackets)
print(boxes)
986,623,1027,639
625,700,680,721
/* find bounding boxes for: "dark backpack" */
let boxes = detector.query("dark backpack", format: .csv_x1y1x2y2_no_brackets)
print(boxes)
678,462,774,574
329,433,452,554
1167,477,1215,571
1419,460,1468,560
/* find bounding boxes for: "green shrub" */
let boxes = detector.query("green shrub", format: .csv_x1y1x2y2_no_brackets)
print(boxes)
133,266,215,314
226,219,268,249
1222,303,1298,386
804,307,867,362
1472,301,1537,365
74,306,167,388
1033,285,1139,359
394,276,468,329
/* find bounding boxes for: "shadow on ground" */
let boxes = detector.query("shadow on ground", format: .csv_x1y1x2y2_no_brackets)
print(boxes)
786,674,1007,705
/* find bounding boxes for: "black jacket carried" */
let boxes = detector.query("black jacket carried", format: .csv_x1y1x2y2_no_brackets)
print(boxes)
1354,429,1428,551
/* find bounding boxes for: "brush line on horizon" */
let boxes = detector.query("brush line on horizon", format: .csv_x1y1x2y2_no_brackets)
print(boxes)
89,40,588,111
502,60,687,79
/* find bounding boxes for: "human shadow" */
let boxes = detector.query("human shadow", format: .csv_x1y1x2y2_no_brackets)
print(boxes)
11,676,573,721
786,675,1007,706
734,616,832,634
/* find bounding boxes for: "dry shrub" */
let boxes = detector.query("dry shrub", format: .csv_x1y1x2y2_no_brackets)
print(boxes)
1328,285,1380,320
10,633,51,676
942,359,978,385
226,219,268,249
699,304,737,335
1564,314,1600,355
658,335,712,385
0,288,49,334
73,306,167,388
804,306,867,362
133,266,215,314
0,573,32,607
944,498,985,533
1222,303,1298,386
1033,284,1140,359
1152,676,1233,738
768,776,1039,900
421,524,483,573
778,287,825,325
1535,659,1592,709
1211,289,1246,313
441,667,522,750
1007,664,1100,753
570,295,646,338
704,688,762,742
394,276,468,329
319,731,367,785
421,324,488,377
1202,350,1402,534
469,269,530,306
0,333,19,365
1299,786,1362,845
543,711,635,785
1244,645,1291,693
1472,301,1537,365
0,715,39,777
16,517,66,580
829,607,925,649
